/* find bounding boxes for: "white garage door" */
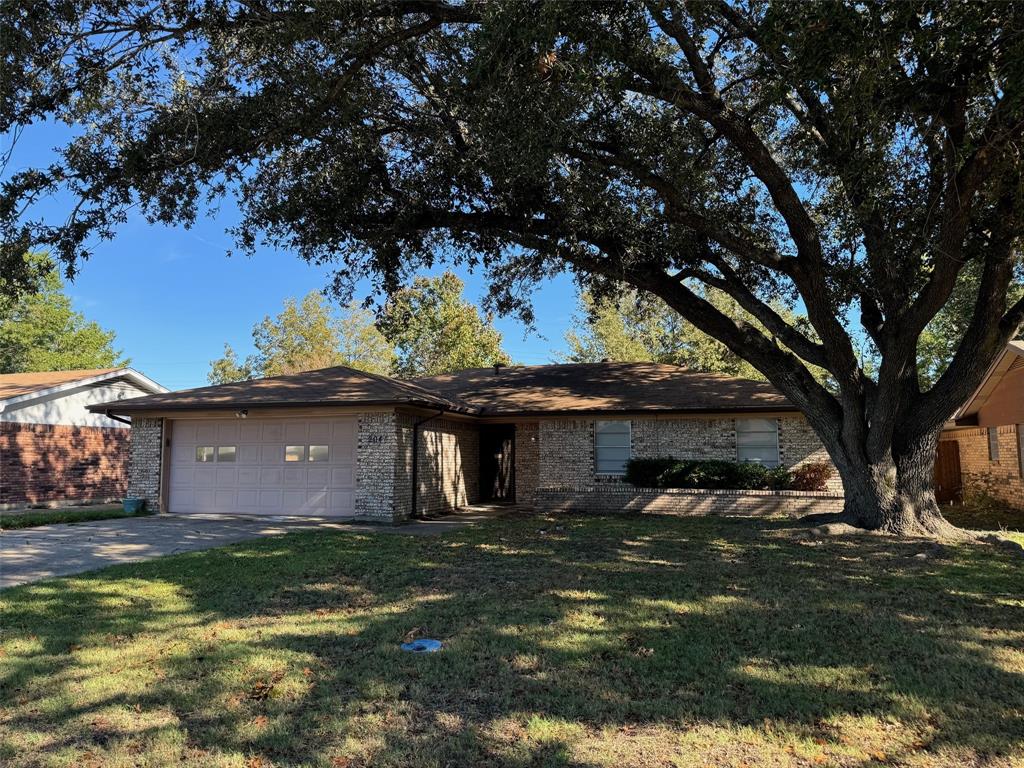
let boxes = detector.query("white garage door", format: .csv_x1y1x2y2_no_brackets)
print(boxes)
168,417,356,516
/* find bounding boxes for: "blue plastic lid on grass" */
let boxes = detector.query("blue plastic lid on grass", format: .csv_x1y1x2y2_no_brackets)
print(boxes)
401,638,443,653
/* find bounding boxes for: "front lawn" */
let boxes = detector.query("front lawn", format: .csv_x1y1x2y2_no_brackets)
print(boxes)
0,504,143,530
1,514,1021,767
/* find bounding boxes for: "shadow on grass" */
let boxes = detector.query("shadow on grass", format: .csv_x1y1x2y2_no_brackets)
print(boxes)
1,514,1022,767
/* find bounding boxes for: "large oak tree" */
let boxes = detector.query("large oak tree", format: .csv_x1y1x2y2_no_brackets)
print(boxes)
3,1,1024,536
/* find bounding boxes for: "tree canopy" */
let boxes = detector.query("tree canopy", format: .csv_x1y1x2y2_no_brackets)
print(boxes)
377,271,510,377
563,287,822,381
0,254,125,373
3,1,1023,535
208,292,394,384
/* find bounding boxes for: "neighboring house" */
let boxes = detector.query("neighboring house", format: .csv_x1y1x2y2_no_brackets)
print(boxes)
0,368,167,508
92,361,841,522
941,341,1024,510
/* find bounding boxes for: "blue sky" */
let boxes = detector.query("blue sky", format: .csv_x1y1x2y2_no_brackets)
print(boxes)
5,124,579,390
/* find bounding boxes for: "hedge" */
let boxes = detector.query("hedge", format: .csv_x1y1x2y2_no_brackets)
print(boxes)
623,457,834,492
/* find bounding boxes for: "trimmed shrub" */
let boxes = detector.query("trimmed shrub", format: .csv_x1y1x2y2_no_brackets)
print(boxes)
787,462,834,491
625,457,798,491
624,457,678,487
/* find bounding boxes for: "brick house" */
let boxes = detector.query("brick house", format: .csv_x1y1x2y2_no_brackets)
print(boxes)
0,368,167,508
941,341,1024,511
93,362,843,522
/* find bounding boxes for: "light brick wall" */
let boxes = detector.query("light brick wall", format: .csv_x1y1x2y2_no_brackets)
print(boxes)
0,422,130,508
535,486,843,517
536,415,839,488
943,426,1024,511
515,422,539,504
539,419,595,486
632,417,736,461
413,417,480,517
127,417,163,512
355,411,402,521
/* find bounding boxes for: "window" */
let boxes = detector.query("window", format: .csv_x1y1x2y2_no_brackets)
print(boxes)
595,420,631,475
285,445,305,462
308,445,329,462
195,446,215,463
217,446,236,462
988,427,1000,461
736,418,780,466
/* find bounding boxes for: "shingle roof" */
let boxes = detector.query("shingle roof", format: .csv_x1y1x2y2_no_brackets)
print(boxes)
98,361,792,416
411,362,791,415
0,368,119,401
100,365,475,414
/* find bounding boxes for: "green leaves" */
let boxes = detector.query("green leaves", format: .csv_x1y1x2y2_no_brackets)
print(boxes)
377,271,510,377
0,253,125,373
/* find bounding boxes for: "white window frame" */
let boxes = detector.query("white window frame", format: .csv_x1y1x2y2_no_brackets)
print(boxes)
736,418,780,467
594,420,631,476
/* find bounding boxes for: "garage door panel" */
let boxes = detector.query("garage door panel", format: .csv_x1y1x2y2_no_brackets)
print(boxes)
284,421,307,442
331,466,354,486
217,422,240,442
237,468,259,487
196,423,217,442
308,422,331,442
193,470,217,488
239,422,262,441
237,489,258,508
169,417,357,516
236,444,259,462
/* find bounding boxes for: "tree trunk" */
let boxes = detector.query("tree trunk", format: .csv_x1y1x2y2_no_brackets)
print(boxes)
831,428,967,539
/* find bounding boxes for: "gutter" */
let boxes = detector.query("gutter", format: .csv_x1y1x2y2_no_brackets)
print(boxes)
104,409,132,426
410,409,445,520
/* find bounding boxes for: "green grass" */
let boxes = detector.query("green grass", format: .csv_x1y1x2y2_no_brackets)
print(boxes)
943,497,1024,546
0,504,144,530
1,514,1022,767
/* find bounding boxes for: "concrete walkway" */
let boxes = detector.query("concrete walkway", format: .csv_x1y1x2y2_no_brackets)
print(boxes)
0,507,510,589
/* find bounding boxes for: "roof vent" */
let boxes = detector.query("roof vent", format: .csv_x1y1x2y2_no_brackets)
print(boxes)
493,363,505,375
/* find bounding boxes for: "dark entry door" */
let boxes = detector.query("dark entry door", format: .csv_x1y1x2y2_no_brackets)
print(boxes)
480,425,515,502
934,440,962,504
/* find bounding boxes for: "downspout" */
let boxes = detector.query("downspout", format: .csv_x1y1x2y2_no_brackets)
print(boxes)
105,410,132,426
410,409,445,520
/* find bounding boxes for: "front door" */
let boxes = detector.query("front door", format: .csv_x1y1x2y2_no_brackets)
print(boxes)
934,440,962,504
480,425,515,502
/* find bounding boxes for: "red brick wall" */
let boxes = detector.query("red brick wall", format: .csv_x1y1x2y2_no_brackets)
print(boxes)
942,426,1024,511
0,423,129,507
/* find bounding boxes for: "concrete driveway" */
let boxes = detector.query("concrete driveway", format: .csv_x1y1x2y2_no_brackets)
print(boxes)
0,509,500,589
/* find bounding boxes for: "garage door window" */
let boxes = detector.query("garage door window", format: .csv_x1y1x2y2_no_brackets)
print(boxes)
285,445,305,462
217,446,236,462
309,445,329,462
196,446,215,462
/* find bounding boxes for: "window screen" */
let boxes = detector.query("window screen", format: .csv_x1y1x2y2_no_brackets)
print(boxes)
988,427,1000,461
736,419,780,466
595,421,631,475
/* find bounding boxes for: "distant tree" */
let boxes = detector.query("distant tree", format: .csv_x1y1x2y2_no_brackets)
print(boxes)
564,288,763,379
378,272,510,377
207,293,394,384
0,254,124,373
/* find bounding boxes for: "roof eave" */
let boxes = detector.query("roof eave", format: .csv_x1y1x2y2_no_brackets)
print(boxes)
0,368,167,412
